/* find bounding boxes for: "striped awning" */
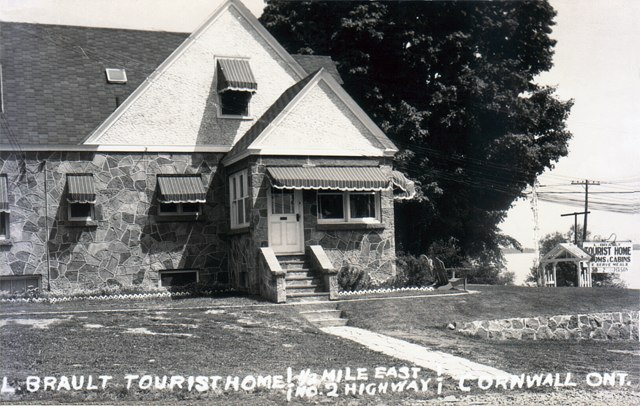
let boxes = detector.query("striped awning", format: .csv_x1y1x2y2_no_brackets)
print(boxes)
391,170,417,200
267,167,390,191
217,59,257,92
0,175,8,212
157,175,207,203
67,174,96,203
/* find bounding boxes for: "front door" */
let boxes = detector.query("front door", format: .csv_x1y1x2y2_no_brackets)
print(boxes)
268,188,304,254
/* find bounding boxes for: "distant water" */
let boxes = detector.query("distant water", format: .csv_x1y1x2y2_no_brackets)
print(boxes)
503,250,640,289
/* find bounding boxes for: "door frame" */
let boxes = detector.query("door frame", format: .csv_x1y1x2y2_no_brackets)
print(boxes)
267,188,304,254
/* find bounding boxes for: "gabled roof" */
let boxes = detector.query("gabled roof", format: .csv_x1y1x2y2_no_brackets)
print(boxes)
0,22,187,146
224,70,319,164
541,243,592,263
223,68,397,166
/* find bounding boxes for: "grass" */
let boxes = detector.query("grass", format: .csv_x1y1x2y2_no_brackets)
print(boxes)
338,285,640,386
1,286,638,404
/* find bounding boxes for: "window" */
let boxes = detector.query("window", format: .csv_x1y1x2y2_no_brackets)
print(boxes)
0,276,40,294
159,270,199,288
66,174,96,222
229,170,250,228
216,58,256,118
156,175,207,218
68,203,94,221
317,191,380,223
220,91,252,116
158,202,202,216
105,68,127,84
0,212,8,239
0,174,8,238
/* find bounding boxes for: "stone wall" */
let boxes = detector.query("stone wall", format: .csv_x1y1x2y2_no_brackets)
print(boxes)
0,151,229,292
244,157,396,287
456,311,639,341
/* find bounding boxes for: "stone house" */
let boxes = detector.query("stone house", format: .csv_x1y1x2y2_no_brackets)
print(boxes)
0,0,414,301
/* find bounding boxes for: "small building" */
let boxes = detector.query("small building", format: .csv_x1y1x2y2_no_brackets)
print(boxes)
0,0,414,301
539,243,592,287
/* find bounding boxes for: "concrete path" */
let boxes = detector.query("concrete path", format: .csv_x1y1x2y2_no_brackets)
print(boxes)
321,326,511,380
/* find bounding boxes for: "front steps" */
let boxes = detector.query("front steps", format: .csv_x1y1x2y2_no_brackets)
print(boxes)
296,302,348,328
280,255,328,302
279,255,347,327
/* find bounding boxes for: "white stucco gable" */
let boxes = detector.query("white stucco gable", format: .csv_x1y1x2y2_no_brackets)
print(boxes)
83,0,307,148
224,69,397,165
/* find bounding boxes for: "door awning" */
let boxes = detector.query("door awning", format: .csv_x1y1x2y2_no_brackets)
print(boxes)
157,175,207,203
67,174,96,203
217,58,258,93
267,166,390,191
0,175,8,212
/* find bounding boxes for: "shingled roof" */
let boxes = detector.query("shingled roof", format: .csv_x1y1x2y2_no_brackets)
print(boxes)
0,22,351,148
0,22,188,146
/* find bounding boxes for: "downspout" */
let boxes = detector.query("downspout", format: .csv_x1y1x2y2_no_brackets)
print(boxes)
42,160,51,291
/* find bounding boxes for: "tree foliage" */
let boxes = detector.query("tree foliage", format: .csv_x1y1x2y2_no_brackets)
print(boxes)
261,1,573,259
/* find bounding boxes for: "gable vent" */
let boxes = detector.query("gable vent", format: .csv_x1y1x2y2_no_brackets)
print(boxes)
105,68,127,84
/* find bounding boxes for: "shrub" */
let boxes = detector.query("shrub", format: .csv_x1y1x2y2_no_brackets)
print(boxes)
394,253,435,287
337,264,372,291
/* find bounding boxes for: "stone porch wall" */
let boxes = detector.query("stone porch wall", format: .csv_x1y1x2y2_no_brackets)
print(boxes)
456,311,639,341
0,151,229,292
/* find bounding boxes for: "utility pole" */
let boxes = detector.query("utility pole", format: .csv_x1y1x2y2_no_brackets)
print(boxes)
560,211,590,245
571,179,600,243
529,182,541,279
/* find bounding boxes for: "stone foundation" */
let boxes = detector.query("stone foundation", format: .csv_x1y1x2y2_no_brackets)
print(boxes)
456,311,639,340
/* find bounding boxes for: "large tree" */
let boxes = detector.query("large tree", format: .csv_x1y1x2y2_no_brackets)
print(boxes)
261,1,573,261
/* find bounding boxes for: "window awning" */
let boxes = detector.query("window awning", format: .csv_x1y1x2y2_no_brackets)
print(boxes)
0,175,8,212
157,175,207,203
267,167,390,191
391,170,417,200
217,59,257,93
67,174,96,204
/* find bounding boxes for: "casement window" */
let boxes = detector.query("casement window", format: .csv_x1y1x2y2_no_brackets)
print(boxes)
229,170,250,229
159,270,199,288
156,175,206,218
317,191,380,223
66,174,96,221
216,58,257,118
0,276,40,294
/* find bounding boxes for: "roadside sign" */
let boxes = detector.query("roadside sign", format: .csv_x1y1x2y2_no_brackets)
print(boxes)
582,241,633,273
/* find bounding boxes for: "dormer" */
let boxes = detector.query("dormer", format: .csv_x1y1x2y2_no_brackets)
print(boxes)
216,57,257,118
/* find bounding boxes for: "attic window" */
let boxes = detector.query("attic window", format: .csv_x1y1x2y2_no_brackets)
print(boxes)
105,68,127,84
217,58,256,117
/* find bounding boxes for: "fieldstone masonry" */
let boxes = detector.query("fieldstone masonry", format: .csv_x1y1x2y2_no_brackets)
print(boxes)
0,151,229,292
457,311,639,341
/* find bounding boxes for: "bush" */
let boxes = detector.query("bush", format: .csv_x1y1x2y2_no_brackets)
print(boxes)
394,253,435,287
337,264,372,291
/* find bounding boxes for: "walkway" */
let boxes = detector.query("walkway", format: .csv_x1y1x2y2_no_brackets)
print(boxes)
321,326,511,380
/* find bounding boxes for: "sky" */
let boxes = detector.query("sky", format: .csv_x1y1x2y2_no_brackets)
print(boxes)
1,0,639,276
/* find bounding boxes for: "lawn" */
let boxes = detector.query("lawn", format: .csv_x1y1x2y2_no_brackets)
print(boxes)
338,285,640,388
1,286,638,404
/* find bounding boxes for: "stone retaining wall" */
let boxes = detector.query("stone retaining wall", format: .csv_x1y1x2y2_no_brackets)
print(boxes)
456,311,639,341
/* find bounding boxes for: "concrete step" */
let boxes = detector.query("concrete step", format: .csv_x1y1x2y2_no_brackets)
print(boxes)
285,269,315,278
286,292,331,302
280,261,309,270
311,318,349,328
299,309,343,321
286,285,323,295
293,302,339,312
285,277,321,287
